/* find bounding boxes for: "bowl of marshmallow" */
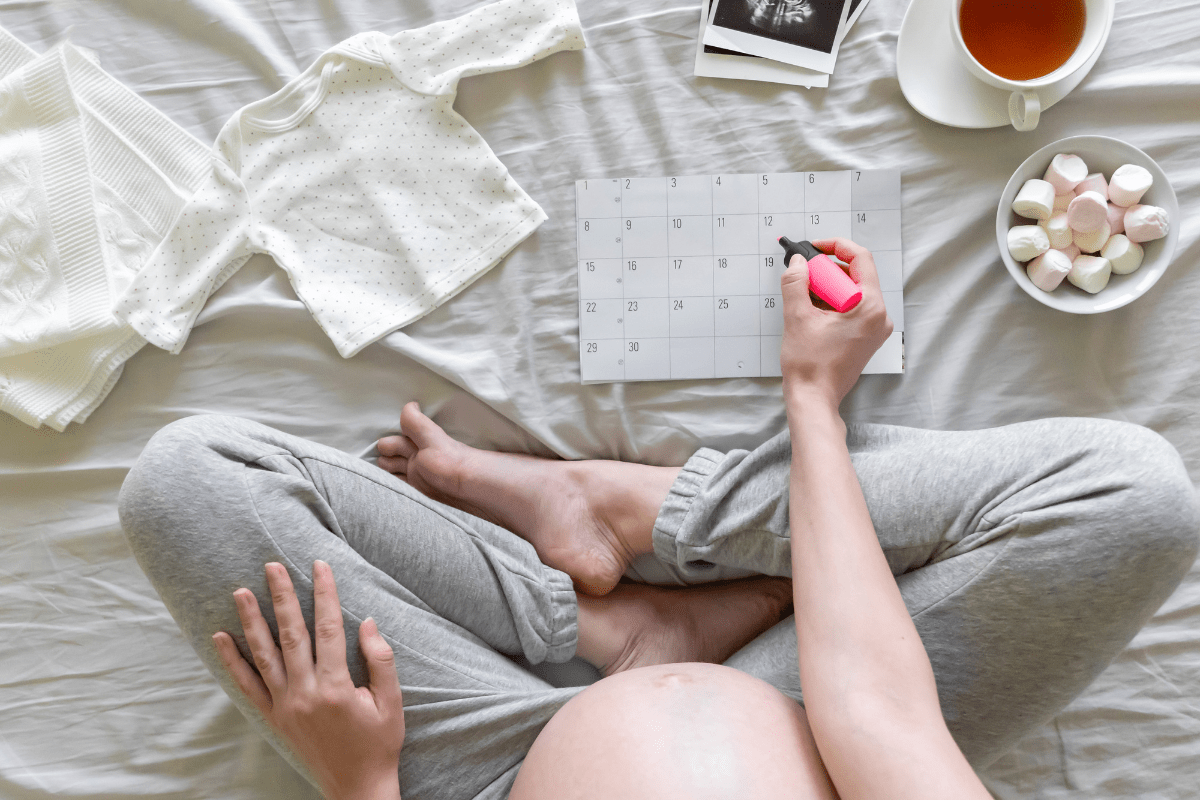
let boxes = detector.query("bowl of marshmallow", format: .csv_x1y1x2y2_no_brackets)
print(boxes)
996,135,1179,314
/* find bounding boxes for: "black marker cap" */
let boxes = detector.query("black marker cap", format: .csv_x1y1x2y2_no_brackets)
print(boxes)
777,236,821,264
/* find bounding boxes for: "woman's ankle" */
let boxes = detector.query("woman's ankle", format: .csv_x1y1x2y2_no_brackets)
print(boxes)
574,592,622,672
570,461,679,560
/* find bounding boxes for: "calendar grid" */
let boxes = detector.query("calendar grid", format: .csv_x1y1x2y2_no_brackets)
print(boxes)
577,171,904,384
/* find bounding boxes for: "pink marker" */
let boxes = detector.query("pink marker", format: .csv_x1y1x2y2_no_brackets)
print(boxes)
777,237,862,312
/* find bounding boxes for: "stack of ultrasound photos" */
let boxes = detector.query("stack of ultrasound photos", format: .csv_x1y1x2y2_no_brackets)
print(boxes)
694,0,871,89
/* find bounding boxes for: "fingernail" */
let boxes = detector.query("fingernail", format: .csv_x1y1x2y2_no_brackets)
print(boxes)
362,617,376,635
314,559,327,574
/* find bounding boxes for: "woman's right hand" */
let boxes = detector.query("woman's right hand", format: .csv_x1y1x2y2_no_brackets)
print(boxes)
779,237,893,412
212,561,406,800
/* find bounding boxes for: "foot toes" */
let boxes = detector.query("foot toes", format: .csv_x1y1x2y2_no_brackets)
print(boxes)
400,402,449,449
377,434,417,459
377,454,408,475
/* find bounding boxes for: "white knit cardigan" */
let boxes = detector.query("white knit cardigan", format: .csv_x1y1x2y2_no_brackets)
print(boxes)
0,27,209,430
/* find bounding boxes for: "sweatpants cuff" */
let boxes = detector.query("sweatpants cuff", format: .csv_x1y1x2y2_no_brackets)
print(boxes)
651,448,723,576
540,563,579,664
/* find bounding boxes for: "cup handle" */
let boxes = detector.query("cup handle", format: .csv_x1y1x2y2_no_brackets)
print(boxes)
1008,90,1041,132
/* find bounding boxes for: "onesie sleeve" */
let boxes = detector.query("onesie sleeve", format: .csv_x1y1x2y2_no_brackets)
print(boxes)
384,0,585,96
112,150,254,354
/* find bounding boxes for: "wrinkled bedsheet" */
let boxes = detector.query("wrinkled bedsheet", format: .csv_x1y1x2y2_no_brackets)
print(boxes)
1,1,1198,797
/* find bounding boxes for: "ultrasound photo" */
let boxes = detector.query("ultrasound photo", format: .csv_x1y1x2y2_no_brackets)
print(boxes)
695,0,831,88
711,0,848,54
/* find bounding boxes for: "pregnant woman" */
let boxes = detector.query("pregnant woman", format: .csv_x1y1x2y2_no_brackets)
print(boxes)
118,238,1199,800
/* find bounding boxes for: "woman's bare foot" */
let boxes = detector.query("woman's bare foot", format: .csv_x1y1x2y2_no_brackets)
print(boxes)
377,403,679,596
575,577,795,678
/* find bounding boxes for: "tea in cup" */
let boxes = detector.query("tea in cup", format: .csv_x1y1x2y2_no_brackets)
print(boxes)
950,0,1115,131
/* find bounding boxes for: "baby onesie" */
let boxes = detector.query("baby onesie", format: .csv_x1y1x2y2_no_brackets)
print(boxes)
115,0,585,358
0,27,210,430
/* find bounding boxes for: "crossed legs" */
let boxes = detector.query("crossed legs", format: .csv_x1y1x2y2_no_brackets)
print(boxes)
376,403,797,676
119,408,1199,799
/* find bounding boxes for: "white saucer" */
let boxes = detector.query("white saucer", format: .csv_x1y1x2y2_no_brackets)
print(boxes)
897,0,1111,129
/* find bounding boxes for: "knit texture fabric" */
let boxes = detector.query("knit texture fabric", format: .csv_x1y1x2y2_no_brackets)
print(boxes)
0,27,210,430
113,0,585,359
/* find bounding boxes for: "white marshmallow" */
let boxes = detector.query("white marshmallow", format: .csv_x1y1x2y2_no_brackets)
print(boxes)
1067,191,1108,233
1068,255,1111,294
1012,179,1056,221
1056,243,1081,262
1027,249,1073,292
1123,204,1170,243
1075,172,1108,201
1007,225,1051,261
1101,234,1145,275
1074,221,1111,254
1108,164,1153,207
1043,154,1088,193
1105,202,1125,235
1039,213,1073,249
1053,191,1076,213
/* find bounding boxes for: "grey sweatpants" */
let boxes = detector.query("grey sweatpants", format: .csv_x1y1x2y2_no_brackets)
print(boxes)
118,415,1200,800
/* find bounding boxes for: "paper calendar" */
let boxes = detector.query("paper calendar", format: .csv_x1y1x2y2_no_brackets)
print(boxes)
576,170,905,383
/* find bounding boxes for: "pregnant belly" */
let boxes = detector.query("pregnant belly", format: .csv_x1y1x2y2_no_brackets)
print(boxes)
508,662,837,800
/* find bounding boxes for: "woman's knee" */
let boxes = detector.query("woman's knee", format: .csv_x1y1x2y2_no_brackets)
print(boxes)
1071,419,1199,592
118,414,249,549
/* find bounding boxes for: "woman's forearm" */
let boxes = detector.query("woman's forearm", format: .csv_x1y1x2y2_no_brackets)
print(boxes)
776,238,988,799
786,387,944,750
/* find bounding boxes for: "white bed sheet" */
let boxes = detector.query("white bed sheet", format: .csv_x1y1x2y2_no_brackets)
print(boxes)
1,1,1198,797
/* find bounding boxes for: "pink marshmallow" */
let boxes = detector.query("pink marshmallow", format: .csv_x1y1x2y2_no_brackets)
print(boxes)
1067,191,1108,233
1055,243,1081,262
1043,154,1088,194
1123,204,1170,243
1109,164,1153,207
1075,172,1108,201
1105,202,1125,235
1027,250,1073,292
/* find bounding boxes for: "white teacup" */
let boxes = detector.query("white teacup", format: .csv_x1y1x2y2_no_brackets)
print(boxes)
949,0,1115,131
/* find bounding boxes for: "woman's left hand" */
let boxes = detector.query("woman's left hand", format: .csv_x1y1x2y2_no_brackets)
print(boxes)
212,560,406,800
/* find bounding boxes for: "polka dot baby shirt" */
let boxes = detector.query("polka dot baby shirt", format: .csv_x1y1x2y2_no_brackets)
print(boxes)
114,0,585,358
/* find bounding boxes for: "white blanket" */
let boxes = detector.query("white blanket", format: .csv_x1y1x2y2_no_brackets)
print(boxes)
1,1,1197,797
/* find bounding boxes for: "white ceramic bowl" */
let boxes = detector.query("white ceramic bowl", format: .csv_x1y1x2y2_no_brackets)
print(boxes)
997,135,1179,314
